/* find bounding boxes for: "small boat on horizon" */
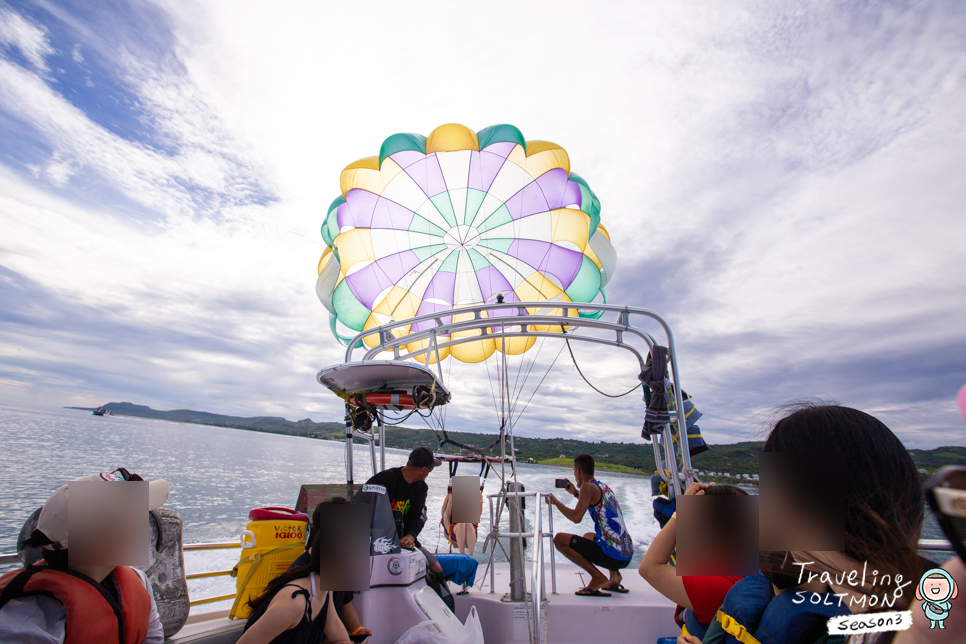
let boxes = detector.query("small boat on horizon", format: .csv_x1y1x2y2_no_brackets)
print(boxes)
92,407,111,416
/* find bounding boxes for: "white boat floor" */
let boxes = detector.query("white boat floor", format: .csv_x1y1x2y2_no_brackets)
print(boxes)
170,562,680,644
452,561,679,643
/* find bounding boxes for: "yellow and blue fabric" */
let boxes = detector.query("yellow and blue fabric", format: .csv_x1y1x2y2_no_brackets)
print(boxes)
701,573,848,644
316,123,618,360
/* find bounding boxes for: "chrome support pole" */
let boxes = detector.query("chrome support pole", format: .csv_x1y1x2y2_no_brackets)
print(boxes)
488,496,496,593
344,403,354,489
547,501,557,595
507,482,527,601
662,423,681,499
377,411,385,472
369,429,377,476
531,492,543,644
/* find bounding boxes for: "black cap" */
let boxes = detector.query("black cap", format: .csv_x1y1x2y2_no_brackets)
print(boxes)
408,446,442,469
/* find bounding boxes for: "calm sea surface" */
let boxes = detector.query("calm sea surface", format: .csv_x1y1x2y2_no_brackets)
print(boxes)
0,402,664,607
0,402,949,609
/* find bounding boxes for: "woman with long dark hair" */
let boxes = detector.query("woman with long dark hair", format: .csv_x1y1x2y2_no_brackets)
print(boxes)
236,524,349,644
684,403,929,644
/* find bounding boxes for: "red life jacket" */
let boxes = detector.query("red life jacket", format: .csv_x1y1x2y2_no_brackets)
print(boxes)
0,563,150,644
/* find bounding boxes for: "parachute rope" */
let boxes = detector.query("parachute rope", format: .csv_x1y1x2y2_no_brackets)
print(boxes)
564,335,641,398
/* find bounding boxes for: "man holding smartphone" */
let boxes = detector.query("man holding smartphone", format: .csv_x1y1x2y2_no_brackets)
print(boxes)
546,454,634,596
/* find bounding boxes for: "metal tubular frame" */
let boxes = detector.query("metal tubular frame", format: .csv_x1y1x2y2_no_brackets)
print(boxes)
342,301,695,497
484,491,557,601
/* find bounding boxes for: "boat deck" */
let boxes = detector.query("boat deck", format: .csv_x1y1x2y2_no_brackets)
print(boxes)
453,561,678,644
169,561,679,644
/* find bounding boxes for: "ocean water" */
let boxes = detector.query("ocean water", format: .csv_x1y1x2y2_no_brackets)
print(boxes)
0,402,662,610
0,402,951,612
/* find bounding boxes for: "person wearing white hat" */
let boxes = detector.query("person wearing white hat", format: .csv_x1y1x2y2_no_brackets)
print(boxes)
0,468,169,644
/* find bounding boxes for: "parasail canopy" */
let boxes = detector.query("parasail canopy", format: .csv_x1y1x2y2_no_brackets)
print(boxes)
316,123,617,363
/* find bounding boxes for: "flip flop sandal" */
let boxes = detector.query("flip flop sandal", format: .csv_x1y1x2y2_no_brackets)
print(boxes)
603,584,630,593
575,587,612,597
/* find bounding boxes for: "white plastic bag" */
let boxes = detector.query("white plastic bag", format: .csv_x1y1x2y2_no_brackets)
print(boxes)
452,606,484,644
394,607,485,644
395,621,452,644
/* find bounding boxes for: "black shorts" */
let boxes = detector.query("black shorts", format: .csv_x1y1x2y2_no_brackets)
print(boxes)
567,535,630,571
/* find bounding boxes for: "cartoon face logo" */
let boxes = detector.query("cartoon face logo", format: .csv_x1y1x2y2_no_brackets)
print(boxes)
924,577,951,600
916,568,959,630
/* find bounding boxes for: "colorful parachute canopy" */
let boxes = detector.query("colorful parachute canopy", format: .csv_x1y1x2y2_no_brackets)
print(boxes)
316,123,617,363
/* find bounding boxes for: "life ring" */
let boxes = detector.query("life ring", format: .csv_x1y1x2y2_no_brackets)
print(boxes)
350,392,426,409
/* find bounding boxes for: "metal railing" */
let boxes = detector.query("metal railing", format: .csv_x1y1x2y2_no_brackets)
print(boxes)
0,542,241,607
481,489,555,644
343,301,696,499
1,534,957,616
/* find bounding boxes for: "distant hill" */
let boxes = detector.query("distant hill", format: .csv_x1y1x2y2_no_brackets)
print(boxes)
78,402,966,479
88,402,346,439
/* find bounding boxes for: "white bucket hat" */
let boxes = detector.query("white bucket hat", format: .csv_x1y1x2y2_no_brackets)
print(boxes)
35,468,170,550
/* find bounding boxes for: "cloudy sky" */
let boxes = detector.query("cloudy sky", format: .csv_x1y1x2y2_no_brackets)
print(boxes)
1,0,964,449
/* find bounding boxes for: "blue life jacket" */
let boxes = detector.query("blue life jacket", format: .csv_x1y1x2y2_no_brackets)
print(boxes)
683,606,710,639
705,573,849,644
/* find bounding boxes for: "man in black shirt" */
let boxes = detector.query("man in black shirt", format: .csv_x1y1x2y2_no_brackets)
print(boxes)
364,446,441,549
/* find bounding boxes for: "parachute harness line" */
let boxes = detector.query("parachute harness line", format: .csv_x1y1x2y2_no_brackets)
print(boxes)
564,330,640,398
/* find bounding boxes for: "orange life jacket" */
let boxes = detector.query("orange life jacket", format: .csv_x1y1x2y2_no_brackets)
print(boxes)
0,563,150,644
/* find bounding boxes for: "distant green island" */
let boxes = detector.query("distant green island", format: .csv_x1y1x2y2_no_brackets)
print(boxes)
70,402,966,483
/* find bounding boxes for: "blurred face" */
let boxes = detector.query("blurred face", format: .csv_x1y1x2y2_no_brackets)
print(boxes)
758,453,845,551
450,476,483,523
314,503,371,592
573,466,589,487
68,481,148,566
676,493,759,576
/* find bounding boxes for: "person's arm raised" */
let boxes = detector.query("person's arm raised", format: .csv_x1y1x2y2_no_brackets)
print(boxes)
638,482,710,608
548,481,597,524
638,513,691,607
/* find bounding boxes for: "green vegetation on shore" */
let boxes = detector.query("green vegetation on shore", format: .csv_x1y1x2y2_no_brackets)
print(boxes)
75,402,966,478
537,457,645,475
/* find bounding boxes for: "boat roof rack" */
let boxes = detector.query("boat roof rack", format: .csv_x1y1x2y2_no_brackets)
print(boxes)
316,360,451,401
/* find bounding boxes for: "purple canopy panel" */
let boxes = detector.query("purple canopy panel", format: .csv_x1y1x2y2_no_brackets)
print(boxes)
468,149,510,193
479,141,517,158
371,197,415,230
389,150,426,169
474,265,514,305
563,179,583,208
534,169,573,210
504,180,550,221
506,239,583,289
403,155,448,198
411,300,455,334
345,250,420,309
419,269,457,305
339,189,379,229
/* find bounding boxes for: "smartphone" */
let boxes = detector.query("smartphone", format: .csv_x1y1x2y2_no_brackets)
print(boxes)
350,634,369,644
554,478,570,489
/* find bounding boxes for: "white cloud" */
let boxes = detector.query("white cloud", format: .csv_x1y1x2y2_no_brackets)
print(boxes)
0,5,54,72
1,0,964,448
